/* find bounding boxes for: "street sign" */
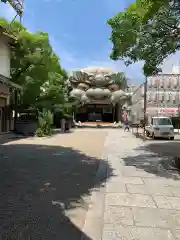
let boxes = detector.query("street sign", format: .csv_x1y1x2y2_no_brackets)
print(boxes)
1,0,23,16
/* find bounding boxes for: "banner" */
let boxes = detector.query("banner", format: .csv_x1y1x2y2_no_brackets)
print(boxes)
158,108,178,114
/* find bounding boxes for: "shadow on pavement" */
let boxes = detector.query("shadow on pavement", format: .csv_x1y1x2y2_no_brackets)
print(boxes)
76,126,121,129
0,143,113,239
0,129,75,145
122,140,180,180
0,133,29,145
140,141,180,158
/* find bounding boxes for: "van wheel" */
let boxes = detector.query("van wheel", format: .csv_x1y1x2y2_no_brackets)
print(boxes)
152,133,156,139
170,137,174,140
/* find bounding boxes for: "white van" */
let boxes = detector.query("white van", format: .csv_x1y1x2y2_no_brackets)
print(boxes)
145,116,174,140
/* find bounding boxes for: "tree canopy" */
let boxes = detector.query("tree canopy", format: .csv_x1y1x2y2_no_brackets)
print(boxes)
0,18,69,113
107,0,180,76
112,72,128,89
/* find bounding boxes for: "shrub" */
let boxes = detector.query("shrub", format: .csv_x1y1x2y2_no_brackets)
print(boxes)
36,109,53,137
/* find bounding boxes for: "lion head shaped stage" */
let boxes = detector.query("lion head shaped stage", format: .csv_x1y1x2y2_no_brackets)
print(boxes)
67,67,131,105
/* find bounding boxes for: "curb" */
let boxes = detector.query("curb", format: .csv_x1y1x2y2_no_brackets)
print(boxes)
81,151,108,240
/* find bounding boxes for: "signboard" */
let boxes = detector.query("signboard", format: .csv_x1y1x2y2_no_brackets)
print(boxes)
158,108,178,115
1,0,23,16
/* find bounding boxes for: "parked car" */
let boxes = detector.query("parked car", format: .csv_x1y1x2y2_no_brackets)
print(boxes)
145,116,174,140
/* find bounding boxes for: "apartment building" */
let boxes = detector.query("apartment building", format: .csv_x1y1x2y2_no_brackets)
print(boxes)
131,83,144,123
131,73,180,125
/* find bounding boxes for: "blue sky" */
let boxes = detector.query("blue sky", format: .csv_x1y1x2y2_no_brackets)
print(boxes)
0,0,180,83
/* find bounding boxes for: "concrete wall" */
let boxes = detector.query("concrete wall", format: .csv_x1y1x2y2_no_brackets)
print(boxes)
0,36,10,78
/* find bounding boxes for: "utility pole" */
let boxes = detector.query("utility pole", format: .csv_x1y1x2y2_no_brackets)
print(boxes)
143,76,147,140
178,73,180,134
178,104,180,134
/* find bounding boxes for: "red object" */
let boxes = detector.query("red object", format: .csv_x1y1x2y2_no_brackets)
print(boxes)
123,111,127,121
159,108,178,114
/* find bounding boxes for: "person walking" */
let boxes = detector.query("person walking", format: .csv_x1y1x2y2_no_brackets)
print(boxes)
124,119,130,131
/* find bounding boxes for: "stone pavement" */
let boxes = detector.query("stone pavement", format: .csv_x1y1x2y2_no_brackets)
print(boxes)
83,130,180,240
1,129,180,239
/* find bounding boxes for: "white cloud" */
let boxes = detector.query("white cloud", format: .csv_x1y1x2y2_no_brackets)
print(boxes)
0,2,36,33
48,35,145,82
161,51,180,73
74,58,144,82
49,35,78,66
44,0,64,2
104,0,131,15
1,2,178,84
49,36,180,83
0,2,144,83
54,43,180,83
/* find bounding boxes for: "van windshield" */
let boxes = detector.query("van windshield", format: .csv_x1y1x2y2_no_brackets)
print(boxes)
153,118,172,125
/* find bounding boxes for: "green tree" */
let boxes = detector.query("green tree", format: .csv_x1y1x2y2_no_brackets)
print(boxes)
0,18,68,112
37,72,67,110
107,0,180,76
36,109,53,137
112,72,128,89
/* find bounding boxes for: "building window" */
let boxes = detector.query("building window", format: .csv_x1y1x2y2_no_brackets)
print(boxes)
161,94,164,102
167,78,171,88
165,92,170,102
153,92,157,102
171,76,178,88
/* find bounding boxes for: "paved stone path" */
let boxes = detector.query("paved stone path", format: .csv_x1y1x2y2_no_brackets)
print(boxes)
83,130,180,240
1,129,180,239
